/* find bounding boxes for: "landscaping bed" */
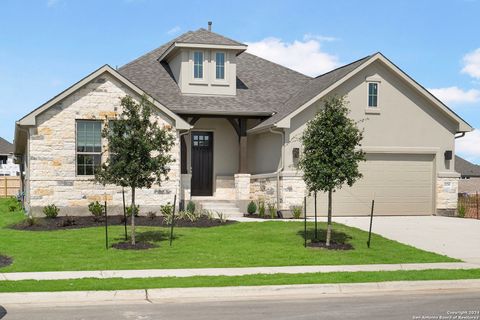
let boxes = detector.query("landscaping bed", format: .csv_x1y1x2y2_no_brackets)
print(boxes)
10,215,236,231
0,255,13,268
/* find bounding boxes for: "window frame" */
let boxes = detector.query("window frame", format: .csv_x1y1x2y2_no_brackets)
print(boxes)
75,120,103,177
367,82,379,108
214,51,226,81
193,50,205,80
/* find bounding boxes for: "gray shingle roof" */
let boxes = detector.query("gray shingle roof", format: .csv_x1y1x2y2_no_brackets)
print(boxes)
0,137,14,155
252,55,373,130
119,29,311,116
456,156,480,177
176,28,245,46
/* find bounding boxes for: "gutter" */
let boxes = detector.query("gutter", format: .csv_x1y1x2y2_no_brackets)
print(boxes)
455,132,466,139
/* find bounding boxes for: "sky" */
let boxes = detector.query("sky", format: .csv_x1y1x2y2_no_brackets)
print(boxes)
0,0,479,163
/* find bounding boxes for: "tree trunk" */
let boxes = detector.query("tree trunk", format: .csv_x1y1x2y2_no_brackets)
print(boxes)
131,187,136,246
326,189,332,247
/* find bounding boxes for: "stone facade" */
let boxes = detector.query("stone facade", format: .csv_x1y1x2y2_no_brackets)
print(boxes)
250,174,278,206
27,73,181,216
436,176,459,216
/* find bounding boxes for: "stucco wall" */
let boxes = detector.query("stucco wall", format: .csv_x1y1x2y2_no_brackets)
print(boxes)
247,131,282,174
27,73,181,216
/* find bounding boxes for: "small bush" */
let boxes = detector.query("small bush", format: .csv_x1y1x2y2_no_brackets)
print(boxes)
25,216,37,226
267,202,276,219
202,209,215,220
216,211,227,223
88,201,105,221
9,204,18,212
258,201,265,218
186,201,196,214
43,204,59,219
147,211,157,220
247,201,257,215
161,203,174,225
458,204,466,218
291,205,302,219
126,205,140,217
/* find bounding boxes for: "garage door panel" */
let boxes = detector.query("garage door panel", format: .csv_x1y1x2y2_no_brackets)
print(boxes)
306,153,434,216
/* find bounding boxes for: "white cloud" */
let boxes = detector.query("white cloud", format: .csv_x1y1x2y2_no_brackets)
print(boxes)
46,0,60,7
456,129,480,164
167,26,181,35
245,36,340,77
462,48,480,79
428,86,480,104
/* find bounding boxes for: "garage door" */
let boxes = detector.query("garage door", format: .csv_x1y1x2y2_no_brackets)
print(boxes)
306,153,434,216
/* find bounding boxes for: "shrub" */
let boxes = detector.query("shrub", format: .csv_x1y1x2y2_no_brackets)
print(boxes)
8,204,18,212
179,209,201,222
147,211,157,220
88,201,105,221
216,211,227,223
186,201,196,214
43,204,59,219
458,204,466,218
267,202,276,219
25,216,37,226
160,203,174,225
202,209,215,220
126,205,140,217
258,201,265,218
247,201,257,215
291,205,302,219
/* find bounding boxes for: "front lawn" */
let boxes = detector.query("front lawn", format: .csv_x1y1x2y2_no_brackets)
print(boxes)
0,198,456,273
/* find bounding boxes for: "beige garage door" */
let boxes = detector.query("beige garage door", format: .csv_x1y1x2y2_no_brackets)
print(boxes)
306,153,434,216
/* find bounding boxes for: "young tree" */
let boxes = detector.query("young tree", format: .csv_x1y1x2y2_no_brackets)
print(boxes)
95,95,175,245
299,96,365,246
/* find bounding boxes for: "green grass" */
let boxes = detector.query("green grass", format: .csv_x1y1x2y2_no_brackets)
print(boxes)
1,269,480,292
0,198,456,273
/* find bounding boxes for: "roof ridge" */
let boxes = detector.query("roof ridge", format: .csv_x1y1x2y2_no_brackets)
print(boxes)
119,31,194,70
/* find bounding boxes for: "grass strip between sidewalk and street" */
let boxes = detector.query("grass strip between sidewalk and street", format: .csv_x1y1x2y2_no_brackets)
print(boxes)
1,269,480,292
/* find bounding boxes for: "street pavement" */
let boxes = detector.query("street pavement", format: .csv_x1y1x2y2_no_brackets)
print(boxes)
1,290,479,320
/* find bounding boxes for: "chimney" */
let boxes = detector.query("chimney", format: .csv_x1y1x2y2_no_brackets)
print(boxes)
208,21,212,31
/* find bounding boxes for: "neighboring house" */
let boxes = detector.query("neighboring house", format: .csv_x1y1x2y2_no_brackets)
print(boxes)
455,156,480,194
0,137,20,176
14,27,472,217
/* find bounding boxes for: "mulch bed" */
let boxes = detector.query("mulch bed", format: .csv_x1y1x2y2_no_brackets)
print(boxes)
0,255,13,268
111,241,156,250
243,214,287,220
307,241,353,250
10,215,236,231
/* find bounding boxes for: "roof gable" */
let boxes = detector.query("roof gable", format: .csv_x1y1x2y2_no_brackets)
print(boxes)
17,65,190,130
0,137,13,155
455,156,480,177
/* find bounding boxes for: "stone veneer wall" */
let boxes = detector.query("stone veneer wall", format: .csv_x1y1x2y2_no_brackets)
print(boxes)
250,174,278,206
27,73,181,216
436,176,459,216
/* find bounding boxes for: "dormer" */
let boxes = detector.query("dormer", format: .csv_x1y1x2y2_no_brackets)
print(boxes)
159,27,247,96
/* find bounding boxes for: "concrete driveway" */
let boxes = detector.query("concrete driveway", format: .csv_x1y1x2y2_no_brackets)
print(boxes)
335,216,480,264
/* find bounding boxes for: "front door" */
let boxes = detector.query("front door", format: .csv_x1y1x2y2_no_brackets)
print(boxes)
191,131,213,196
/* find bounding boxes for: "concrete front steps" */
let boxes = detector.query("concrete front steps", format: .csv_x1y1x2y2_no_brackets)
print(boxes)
197,200,244,218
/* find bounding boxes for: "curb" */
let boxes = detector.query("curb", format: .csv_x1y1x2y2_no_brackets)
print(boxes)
1,279,480,305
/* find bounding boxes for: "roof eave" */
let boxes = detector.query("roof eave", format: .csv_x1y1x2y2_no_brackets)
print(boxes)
158,42,248,62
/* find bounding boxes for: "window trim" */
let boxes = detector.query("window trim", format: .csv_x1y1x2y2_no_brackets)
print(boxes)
367,82,379,108
75,120,103,177
192,50,205,81
214,51,227,82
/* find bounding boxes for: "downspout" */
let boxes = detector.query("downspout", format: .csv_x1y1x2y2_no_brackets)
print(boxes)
269,127,285,210
455,132,466,139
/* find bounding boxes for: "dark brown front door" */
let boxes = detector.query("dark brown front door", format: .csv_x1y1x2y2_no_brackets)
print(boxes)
191,131,213,196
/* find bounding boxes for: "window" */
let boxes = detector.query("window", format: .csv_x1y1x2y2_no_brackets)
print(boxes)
215,52,225,80
368,82,378,107
76,121,102,175
193,51,204,79
0,155,7,165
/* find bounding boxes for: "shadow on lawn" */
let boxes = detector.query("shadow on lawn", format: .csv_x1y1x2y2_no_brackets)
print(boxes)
114,230,180,244
297,228,352,244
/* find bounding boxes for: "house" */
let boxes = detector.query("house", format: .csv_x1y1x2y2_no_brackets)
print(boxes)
455,156,480,194
0,137,20,177
14,26,472,217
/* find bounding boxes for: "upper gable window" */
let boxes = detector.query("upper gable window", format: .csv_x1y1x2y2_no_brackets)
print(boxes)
215,52,225,80
368,82,378,107
193,51,204,79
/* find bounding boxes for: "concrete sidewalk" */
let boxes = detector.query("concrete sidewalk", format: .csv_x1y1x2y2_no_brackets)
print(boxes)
2,279,480,306
1,262,478,281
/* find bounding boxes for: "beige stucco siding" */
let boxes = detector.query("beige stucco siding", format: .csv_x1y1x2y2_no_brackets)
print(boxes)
285,60,458,175
27,73,181,216
247,131,282,175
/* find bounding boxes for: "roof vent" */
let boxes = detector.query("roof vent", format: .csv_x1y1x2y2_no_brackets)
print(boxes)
208,21,212,31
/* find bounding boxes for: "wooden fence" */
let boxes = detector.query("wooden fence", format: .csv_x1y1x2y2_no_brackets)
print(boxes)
0,176,21,198
458,193,479,219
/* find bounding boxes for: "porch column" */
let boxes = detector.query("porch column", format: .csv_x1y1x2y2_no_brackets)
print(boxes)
238,118,248,173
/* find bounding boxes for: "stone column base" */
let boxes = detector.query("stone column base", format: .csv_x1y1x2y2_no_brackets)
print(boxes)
235,173,251,213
